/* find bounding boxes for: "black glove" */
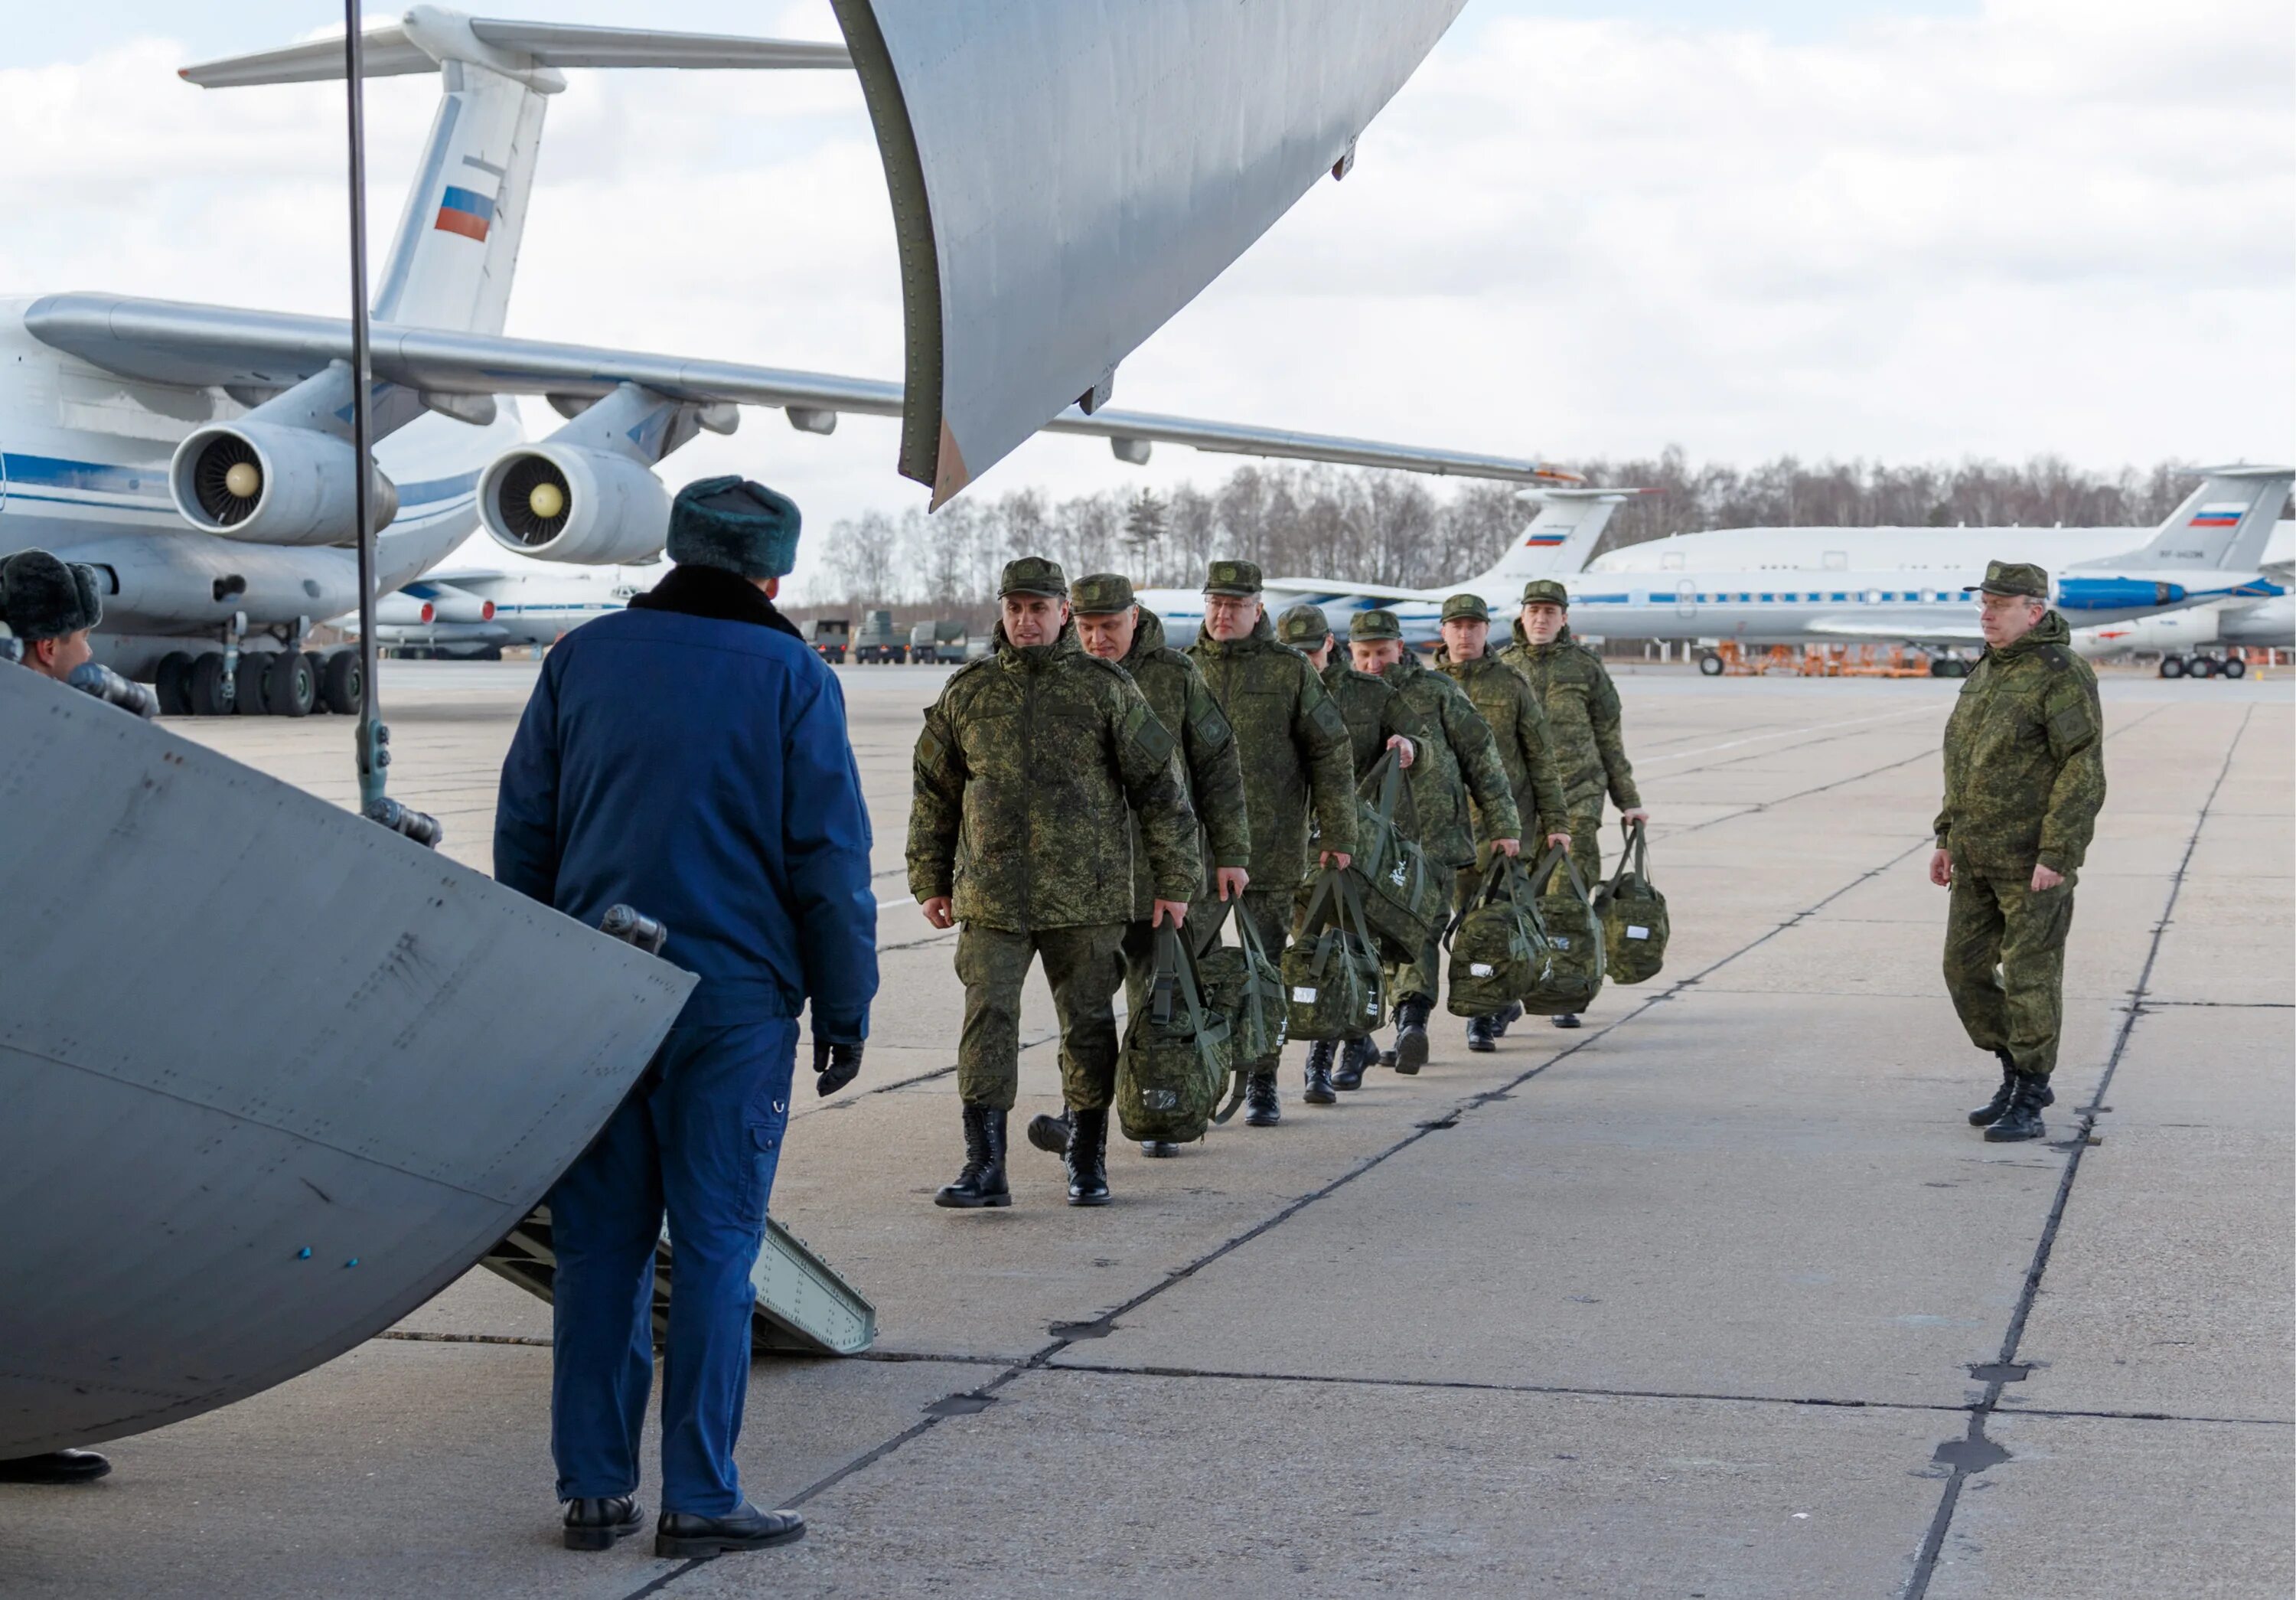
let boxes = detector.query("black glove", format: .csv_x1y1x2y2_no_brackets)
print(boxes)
813,1037,863,1097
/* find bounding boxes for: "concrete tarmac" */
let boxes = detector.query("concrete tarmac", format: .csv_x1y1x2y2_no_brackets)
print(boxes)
5,661,2288,1598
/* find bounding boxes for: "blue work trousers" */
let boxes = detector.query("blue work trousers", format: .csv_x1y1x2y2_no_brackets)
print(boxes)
546,1019,796,1515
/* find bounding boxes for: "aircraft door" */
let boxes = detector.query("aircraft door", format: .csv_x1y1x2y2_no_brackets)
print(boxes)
1675,580,1696,619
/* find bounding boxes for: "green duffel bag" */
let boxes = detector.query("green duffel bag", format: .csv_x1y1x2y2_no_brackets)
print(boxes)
1521,841,1606,1015
1303,750,1447,967
1446,856,1548,1018
1195,900,1289,1072
1116,925,1235,1145
1594,820,1669,985
1283,870,1386,1043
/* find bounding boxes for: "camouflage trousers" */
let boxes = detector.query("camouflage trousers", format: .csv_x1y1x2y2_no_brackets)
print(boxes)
1388,862,1479,1014
1942,864,2077,1079
955,922,1127,1112
1548,804,1605,894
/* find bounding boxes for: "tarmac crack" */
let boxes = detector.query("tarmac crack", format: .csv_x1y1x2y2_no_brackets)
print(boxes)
1898,704,2255,1600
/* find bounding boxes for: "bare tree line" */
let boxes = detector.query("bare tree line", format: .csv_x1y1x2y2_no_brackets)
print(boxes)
806,449,2226,613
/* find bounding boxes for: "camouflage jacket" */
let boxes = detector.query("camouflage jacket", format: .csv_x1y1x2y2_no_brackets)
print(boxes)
1498,623,1642,813
1439,649,1570,844
1319,657,1427,777
1381,651,1522,867
1935,610,2105,875
908,620,1202,932
1117,608,1251,919
1186,612,1358,885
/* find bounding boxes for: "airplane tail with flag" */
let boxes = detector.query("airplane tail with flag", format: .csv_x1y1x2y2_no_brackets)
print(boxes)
2076,465,2294,575
1472,487,1653,588
180,8,850,338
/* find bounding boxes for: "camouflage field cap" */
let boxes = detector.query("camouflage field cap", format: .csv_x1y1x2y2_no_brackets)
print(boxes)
1972,560,2050,599
1349,609,1404,642
1440,593,1490,623
1203,559,1264,596
1000,555,1069,598
1069,572,1137,615
1275,602,1332,646
1519,578,1570,609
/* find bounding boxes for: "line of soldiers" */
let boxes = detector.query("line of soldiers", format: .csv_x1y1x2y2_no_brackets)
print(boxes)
905,557,1645,1208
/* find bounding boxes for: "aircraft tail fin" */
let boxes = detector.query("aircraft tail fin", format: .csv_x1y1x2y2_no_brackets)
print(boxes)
181,8,850,338
2079,465,2295,573
1475,488,1652,589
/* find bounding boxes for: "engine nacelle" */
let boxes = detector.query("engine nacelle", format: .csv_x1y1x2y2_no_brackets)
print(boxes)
478,444,670,565
169,422,398,547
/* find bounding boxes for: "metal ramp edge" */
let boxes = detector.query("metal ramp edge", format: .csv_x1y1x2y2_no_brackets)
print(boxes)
481,1206,877,1357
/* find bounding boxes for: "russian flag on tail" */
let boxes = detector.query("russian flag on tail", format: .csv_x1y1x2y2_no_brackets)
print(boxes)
1522,532,1567,547
2189,501,2246,528
434,184,496,242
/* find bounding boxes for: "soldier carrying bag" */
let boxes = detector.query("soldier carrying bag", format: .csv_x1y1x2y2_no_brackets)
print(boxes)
1521,841,1606,1015
1116,925,1236,1146
1446,855,1549,1018
1283,867,1386,1042
1194,898,1289,1123
1593,818,1668,984
1309,748,1448,965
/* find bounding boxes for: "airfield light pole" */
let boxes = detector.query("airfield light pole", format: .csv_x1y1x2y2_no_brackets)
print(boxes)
342,2,387,811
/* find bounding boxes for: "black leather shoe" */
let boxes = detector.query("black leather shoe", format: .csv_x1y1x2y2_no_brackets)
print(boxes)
1140,1139,1181,1158
934,1103,1012,1207
1967,1050,2018,1126
563,1495,644,1550
1244,1070,1281,1126
1983,1073,2053,1143
1026,1109,1073,1157
1466,1014,1498,1053
1394,997,1430,1075
1492,1001,1523,1038
0,1450,111,1484
1303,1041,1338,1104
655,1503,806,1559
1331,1037,1371,1091
1551,1013,1581,1030
1067,1106,1112,1206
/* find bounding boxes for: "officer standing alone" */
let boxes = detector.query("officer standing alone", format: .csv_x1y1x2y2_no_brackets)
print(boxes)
1932,561,2105,1143
909,559,1202,1207
495,477,879,1559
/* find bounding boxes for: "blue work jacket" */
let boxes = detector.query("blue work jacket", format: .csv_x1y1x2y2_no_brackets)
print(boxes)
494,566,877,1037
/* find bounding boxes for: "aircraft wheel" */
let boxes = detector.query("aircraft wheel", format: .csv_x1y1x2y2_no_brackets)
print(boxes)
478,645,503,662
233,652,272,714
302,654,328,710
2221,656,2247,681
2158,656,2183,678
266,648,317,717
2186,655,2216,678
155,652,194,716
1697,651,1724,677
188,652,235,716
321,650,364,717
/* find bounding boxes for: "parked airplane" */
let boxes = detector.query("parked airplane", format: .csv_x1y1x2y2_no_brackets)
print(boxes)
0,8,1573,717
362,563,662,657
2071,594,2294,675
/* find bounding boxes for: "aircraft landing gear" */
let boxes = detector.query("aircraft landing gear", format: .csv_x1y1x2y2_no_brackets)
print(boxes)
2158,655,2185,678
2221,655,2248,680
1697,651,1724,677
155,652,194,716
321,649,364,717
187,651,236,717
266,648,318,717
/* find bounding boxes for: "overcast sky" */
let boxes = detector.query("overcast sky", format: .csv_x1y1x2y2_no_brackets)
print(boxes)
3,1,2288,593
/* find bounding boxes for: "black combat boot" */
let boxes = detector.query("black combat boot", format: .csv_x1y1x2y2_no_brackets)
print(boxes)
563,1495,644,1550
934,1103,1011,1207
1492,1001,1523,1038
1026,1108,1073,1157
1466,1014,1498,1053
1551,1012,1581,1030
1244,1069,1281,1126
1967,1050,2019,1127
1140,1138,1182,1158
1066,1107,1112,1206
1983,1073,2053,1143
1331,1036,1371,1091
1394,997,1431,1075
1303,1041,1339,1104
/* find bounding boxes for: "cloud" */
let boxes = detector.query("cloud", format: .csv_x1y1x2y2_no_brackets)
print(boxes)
1,0,2287,598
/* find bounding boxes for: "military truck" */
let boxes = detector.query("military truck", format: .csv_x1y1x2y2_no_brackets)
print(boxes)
852,609,907,664
908,619,969,664
801,617,850,663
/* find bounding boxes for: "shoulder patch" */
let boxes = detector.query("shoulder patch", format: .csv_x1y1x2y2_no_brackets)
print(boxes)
2041,645,2071,671
1309,691,1348,743
1122,697,1176,767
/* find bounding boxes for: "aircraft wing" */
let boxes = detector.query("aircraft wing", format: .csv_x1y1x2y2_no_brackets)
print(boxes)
1805,613,1986,642
25,294,1575,488
1262,579,1442,606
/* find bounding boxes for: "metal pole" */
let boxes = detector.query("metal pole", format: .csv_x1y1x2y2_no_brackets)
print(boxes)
344,0,387,808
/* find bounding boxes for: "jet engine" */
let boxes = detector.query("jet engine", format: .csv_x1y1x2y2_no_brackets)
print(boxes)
478,444,670,565
169,422,399,547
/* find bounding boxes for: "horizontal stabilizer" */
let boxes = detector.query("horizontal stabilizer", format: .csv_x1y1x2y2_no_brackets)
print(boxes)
181,8,850,89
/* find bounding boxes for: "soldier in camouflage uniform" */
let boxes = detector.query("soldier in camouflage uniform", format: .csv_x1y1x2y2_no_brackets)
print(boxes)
1497,577,1644,1027
1186,561,1358,1125
1931,561,2106,1144
1278,602,1421,1094
1352,606,1533,1066
908,557,1203,1208
1022,573,1254,1160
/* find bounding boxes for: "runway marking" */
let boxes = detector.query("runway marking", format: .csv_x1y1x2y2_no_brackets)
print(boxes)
1640,705,1941,766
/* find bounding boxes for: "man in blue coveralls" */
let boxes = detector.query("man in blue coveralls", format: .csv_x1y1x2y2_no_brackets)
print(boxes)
495,476,877,1560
